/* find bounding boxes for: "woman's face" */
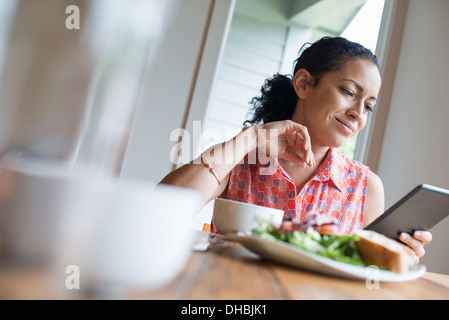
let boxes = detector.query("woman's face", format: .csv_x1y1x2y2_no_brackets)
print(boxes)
292,59,382,149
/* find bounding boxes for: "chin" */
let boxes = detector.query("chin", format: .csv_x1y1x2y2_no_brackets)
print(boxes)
317,131,353,149
328,138,350,149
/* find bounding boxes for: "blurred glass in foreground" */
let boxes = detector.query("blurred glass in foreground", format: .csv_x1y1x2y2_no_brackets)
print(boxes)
0,0,203,299
0,0,178,175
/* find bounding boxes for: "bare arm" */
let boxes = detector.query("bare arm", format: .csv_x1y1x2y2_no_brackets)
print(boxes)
160,120,315,206
160,127,258,204
363,171,385,228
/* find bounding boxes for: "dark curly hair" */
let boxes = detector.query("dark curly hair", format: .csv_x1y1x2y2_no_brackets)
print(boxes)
244,37,382,126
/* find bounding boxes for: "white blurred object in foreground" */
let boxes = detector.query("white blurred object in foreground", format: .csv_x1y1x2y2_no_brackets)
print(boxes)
0,150,201,298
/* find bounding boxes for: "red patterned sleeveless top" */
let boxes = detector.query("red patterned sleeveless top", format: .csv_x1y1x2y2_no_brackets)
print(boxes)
226,147,370,234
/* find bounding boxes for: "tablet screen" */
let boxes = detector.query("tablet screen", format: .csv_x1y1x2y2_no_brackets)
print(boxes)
365,184,449,240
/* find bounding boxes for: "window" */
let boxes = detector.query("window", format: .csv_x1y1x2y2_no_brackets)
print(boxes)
339,0,385,159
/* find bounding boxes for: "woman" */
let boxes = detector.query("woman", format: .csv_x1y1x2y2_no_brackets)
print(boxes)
161,37,431,264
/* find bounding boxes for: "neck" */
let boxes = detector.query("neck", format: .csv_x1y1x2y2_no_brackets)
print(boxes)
278,145,329,193
278,145,330,180
311,145,330,167
290,103,330,166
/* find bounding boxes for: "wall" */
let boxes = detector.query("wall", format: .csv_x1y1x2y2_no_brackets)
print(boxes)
376,0,449,273
120,0,234,182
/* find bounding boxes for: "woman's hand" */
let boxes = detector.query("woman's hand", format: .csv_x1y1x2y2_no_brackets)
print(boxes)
399,231,433,265
255,120,315,168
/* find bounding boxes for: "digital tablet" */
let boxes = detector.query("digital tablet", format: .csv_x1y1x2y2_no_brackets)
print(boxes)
366,184,449,240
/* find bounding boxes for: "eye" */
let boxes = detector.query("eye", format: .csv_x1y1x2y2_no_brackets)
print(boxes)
340,86,354,97
365,104,374,113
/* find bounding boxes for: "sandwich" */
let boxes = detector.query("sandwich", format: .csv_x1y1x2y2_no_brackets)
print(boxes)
355,230,410,274
252,217,412,273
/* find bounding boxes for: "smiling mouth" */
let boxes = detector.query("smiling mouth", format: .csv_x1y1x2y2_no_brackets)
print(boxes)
335,118,355,134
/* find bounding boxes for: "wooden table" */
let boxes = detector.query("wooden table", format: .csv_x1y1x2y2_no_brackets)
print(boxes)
133,231,449,300
1,231,449,300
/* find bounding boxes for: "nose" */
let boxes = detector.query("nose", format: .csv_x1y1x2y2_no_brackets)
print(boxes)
346,102,364,121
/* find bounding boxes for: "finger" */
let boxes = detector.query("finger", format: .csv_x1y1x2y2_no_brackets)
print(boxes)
288,128,314,167
282,148,308,168
283,122,315,167
296,127,314,166
294,133,311,166
407,247,419,265
296,132,315,167
414,231,432,245
284,133,308,167
400,232,425,259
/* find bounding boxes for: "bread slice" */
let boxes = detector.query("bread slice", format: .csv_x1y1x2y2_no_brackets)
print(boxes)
355,230,410,274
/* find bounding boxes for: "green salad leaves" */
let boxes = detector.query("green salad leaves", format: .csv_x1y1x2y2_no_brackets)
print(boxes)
252,222,366,267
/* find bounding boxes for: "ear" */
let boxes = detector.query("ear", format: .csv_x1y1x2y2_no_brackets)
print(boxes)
293,68,313,99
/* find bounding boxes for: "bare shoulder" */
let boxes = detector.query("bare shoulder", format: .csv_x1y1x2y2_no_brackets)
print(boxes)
364,171,385,228
368,171,383,193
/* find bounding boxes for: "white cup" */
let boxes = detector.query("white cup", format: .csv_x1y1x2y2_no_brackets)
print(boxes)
212,198,284,234
79,181,201,291
0,158,94,265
